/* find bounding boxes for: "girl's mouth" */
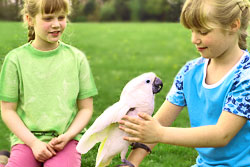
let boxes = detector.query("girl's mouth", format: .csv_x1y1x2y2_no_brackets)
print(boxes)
197,47,207,52
50,31,60,37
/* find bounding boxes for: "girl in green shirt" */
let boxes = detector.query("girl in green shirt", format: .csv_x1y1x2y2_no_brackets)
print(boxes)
0,0,98,166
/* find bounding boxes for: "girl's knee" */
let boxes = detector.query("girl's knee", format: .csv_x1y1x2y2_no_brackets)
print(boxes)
6,144,41,167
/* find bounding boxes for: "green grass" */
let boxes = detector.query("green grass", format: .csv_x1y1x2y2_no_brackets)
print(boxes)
0,21,198,166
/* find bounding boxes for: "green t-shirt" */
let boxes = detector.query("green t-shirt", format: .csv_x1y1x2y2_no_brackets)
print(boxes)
0,41,98,147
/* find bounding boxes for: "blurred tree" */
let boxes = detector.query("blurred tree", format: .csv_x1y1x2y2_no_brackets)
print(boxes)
0,0,21,21
0,0,185,22
113,0,131,21
15,0,23,20
99,0,131,21
0,0,3,19
144,0,166,20
99,0,115,21
0,0,20,21
69,0,85,22
83,0,100,21
15,0,19,16
83,0,96,15
166,0,185,22
129,0,141,21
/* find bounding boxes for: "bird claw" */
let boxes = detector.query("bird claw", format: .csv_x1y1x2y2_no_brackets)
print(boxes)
116,159,135,167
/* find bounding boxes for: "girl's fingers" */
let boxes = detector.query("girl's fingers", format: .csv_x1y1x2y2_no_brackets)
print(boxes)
51,137,60,145
119,125,140,136
44,149,53,159
121,113,153,127
138,112,153,121
36,154,45,162
122,115,141,125
50,138,56,145
123,136,141,142
119,119,140,131
37,158,45,163
37,153,48,162
53,143,64,152
47,144,57,155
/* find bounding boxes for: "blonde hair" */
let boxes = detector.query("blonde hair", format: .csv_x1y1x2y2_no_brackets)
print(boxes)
180,0,250,50
21,0,71,42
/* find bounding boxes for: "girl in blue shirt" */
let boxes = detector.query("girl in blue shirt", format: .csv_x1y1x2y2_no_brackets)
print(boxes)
119,0,250,166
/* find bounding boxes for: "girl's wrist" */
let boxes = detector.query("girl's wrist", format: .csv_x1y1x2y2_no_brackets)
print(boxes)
64,131,75,141
157,126,167,143
27,137,40,148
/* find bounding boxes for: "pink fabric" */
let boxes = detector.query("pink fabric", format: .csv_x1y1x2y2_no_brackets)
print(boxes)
44,140,81,167
1,140,81,167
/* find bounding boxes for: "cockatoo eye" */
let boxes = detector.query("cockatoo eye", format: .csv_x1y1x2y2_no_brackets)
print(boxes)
146,80,150,83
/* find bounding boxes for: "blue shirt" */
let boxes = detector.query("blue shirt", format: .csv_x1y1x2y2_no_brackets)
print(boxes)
167,51,250,166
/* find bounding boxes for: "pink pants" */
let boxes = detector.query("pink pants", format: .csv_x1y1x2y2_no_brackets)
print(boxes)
0,140,81,167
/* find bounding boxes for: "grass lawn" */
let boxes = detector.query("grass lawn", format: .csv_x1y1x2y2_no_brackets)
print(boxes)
0,21,199,166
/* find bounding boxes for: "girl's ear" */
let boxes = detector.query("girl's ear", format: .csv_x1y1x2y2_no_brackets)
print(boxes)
26,14,34,26
230,18,241,32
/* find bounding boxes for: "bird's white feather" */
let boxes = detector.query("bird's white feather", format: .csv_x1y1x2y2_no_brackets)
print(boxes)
76,72,161,167
76,101,131,153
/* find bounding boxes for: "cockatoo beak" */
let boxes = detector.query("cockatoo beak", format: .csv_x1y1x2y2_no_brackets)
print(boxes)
152,77,163,94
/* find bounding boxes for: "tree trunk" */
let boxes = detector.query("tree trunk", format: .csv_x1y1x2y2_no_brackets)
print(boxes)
16,0,19,17
3,0,7,7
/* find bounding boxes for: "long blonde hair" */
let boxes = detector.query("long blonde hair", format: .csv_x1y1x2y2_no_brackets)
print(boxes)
21,0,71,42
180,0,250,50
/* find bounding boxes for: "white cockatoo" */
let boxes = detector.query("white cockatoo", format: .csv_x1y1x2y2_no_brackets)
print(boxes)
76,72,163,167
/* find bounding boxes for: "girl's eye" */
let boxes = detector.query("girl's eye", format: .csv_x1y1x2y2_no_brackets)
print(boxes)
43,17,53,21
191,29,210,36
146,80,150,83
58,16,66,20
199,30,210,35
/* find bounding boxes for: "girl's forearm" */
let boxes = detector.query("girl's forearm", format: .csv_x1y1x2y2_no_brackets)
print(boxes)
159,111,247,148
65,98,94,139
1,109,38,147
160,125,229,147
65,108,93,139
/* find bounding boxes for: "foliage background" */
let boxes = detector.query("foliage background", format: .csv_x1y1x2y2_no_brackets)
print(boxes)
0,0,184,22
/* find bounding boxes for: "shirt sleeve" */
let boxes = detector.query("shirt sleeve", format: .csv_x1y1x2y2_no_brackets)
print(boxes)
166,65,187,107
0,52,19,102
223,69,250,119
77,53,98,100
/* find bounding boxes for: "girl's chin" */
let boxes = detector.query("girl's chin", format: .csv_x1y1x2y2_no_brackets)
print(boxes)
47,39,60,44
49,37,60,41
48,35,61,43
199,52,211,59
201,55,210,59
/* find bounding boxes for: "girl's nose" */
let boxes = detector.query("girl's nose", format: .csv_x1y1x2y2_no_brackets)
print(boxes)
52,19,60,28
191,32,201,45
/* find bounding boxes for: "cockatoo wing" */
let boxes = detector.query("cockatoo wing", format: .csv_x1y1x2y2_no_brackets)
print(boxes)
95,124,117,167
76,101,132,154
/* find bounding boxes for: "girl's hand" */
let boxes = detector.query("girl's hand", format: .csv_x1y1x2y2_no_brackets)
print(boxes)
119,112,163,144
30,139,56,162
49,133,71,152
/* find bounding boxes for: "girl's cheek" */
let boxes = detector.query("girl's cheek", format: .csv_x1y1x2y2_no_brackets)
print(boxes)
61,21,67,28
43,22,51,30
